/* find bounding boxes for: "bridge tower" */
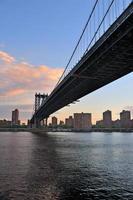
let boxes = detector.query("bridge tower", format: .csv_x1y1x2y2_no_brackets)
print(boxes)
35,93,48,112
34,93,48,128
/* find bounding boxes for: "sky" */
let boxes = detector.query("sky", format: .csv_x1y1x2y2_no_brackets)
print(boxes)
0,0,132,124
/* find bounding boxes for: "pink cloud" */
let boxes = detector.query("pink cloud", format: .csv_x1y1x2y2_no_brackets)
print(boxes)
5,88,26,96
0,51,15,63
0,51,63,101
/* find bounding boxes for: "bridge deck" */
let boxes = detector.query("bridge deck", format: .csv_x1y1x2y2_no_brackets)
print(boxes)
32,3,133,122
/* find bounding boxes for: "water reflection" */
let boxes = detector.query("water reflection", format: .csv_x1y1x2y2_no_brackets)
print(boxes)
0,132,133,200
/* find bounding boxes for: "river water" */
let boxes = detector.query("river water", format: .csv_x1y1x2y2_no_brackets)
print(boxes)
0,131,133,200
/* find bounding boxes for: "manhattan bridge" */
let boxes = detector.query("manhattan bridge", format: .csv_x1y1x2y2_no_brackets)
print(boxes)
30,0,133,127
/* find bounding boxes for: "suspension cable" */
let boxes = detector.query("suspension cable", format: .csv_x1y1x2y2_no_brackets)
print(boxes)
55,0,99,87
85,0,115,54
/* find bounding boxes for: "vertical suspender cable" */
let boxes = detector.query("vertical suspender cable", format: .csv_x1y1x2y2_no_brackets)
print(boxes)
85,0,115,53
55,0,99,87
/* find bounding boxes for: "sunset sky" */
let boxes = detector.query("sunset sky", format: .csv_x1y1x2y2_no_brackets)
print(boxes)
0,0,132,124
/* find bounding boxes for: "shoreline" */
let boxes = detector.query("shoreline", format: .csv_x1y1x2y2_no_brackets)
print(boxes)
0,128,133,133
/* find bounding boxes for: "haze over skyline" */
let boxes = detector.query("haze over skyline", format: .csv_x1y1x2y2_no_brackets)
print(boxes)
0,0,132,123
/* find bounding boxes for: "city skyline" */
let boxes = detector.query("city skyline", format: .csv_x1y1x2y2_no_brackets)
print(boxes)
48,109,133,130
0,108,133,129
1,108,133,126
50,109,133,126
0,0,132,123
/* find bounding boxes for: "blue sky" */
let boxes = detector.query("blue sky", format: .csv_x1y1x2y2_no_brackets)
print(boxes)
0,0,93,66
0,0,132,123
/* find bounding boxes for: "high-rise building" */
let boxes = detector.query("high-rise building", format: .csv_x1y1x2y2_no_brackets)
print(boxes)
12,109,19,125
65,116,74,128
51,116,58,126
120,110,131,128
65,118,69,126
74,112,92,130
103,110,112,128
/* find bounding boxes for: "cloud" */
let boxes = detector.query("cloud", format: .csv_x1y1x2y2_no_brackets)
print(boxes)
0,51,63,99
0,51,15,63
5,88,26,96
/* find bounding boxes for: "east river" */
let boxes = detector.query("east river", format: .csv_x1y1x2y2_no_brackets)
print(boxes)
0,132,133,200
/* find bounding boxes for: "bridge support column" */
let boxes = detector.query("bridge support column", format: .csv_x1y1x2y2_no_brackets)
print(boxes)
43,117,48,127
33,118,41,128
46,118,48,127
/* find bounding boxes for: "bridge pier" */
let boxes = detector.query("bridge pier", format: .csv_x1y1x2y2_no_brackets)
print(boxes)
42,117,48,127
31,117,49,128
32,118,41,128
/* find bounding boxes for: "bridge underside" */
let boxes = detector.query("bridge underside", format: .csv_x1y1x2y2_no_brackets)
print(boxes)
31,3,133,123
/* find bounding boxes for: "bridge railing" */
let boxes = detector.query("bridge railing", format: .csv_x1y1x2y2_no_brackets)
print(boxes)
56,0,132,86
